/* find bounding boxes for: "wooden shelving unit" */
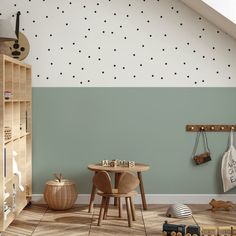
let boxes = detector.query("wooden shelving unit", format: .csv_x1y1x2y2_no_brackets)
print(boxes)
0,55,32,231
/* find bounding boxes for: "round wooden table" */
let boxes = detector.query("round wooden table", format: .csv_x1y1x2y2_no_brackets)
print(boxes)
88,163,150,212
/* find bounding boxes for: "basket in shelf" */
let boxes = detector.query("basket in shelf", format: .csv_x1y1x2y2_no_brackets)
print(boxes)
4,126,12,140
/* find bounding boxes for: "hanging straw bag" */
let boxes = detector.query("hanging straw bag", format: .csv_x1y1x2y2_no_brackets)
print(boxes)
192,130,211,165
221,130,236,192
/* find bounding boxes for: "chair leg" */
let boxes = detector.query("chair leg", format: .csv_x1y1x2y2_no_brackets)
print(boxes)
98,196,106,226
103,197,110,220
129,197,136,221
125,197,132,227
118,197,123,218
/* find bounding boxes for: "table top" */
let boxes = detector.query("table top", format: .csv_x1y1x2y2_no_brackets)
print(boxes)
88,163,150,172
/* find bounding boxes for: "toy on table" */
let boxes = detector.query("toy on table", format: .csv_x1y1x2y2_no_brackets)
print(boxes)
101,159,135,168
209,198,234,212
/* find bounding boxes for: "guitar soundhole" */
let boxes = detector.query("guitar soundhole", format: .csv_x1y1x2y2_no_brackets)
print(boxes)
13,43,19,49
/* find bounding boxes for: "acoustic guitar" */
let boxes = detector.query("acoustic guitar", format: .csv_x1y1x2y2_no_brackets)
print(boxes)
9,11,30,61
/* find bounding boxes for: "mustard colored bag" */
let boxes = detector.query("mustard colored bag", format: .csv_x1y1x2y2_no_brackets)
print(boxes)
221,130,236,192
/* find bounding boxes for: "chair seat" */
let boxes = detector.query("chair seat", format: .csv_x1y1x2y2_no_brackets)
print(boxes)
97,189,138,197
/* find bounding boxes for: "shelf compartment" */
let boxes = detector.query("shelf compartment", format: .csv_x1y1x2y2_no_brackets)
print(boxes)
4,61,13,101
20,66,26,100
4,142,13,183
12,102,20,139
20,102,26,135
26,102,31,133
12,64,20,100
26,68,31,100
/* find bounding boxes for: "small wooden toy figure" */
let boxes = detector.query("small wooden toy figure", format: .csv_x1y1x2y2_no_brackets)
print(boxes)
209,198,234,212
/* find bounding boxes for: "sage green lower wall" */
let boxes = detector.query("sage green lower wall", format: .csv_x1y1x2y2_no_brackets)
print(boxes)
32,88,236,194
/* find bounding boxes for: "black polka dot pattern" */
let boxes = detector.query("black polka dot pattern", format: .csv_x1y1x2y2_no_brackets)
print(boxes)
1,0,235,86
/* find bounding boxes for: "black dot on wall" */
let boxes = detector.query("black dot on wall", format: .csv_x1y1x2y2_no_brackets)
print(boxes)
199,17,202,20
81,68,84,70
216,71,219,74
142,45,145,48
69,62,72,65
229,77,231,79
114,77,117,79
88,80,90,82
195,82,197,84
199,35,202,38
72,75,75,78
152,75,154,77
133,54,135,56
80,82,83,84
164,34,167,37
37,75,40,77
26,11,29,13
228,49,231,52
174,72,177,75
150,57,153,60
48,49,50,51
50,34,52,37
217,30,220,33
165,63,167,65
50,62,53,65
137,28,139,31
213,58,215,61
46,77,49,80
60,72,62,75
203,56,205,58
212,47,215,50
187,75,190,78
66,23,69,26
202,28,205,31
46,16,48,18
183,62,186,65
193,50,196,53
33,20,35,23
228,64,231,67
123,67,125,69
102,71,104,74
161,77,163,79
202,80,204,82
133,75,136,78
124,36,127,39
196,67,199,70
180,23,183,26
140,64,142,67
187,42,190,45
98,58,101,61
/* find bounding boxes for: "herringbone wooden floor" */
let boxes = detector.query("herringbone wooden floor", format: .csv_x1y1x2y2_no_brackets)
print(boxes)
1,204,236,235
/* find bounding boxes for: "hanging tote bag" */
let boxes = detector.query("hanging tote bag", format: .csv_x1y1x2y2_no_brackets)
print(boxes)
221,130,236,192
192,130,211,165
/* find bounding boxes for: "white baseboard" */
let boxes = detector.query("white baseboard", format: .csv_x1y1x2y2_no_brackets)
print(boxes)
32,194,236,205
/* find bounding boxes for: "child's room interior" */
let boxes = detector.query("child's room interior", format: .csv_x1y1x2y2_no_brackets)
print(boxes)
0,0,236,235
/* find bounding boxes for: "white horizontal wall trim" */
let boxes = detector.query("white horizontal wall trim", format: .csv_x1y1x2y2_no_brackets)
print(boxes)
32,194,236,205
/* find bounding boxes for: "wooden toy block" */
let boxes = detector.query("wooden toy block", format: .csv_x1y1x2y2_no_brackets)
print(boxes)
101,160,109,167
201,226,217,236
232,226,236,236
128,161,135,168
109,160,117,167
218,226,232,236
209,199,233,211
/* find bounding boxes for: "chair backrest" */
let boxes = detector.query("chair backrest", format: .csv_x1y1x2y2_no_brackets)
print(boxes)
118,172,139,194
93,171,113,194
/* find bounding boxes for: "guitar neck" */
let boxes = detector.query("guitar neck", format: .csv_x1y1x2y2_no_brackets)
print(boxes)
15,11,21,39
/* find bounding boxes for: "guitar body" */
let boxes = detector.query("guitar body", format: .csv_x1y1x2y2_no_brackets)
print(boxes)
9,32,30,61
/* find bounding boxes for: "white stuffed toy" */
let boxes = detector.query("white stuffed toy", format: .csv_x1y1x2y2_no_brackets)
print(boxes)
13,151,24,191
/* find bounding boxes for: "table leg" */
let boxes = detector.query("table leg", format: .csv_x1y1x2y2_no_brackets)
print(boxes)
137,171,148,210
88,172,97,213
114,172,121,206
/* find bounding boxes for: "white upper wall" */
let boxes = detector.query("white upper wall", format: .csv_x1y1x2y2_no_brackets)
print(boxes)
1,0,236,87
202,0,236,24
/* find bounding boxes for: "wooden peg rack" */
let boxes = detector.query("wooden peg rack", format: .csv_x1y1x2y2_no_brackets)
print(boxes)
186,125,236,132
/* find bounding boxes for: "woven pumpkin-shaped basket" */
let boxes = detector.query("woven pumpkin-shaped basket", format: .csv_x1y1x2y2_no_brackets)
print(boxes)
44,174,77,210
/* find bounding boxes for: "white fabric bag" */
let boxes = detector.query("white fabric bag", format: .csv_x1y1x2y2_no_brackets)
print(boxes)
221,130,236,192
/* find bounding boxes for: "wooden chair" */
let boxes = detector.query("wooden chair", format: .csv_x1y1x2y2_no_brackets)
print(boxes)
92,171,140,227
